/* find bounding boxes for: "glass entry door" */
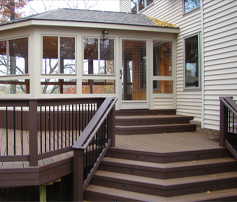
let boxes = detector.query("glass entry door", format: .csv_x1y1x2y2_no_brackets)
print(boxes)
121,40,148,109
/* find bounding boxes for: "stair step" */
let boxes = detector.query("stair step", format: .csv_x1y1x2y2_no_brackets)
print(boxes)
115,109,176,116
99,157,237,179
115,115,194,126
106,147,230,163
116,123,196,135
84,185,237,201
91,170,237,197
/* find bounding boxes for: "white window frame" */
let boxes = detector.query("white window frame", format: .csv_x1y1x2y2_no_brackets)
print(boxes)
183,32,201,90
131,0,154,14
82,36,115,76
183,0,201,15
41,35,76,76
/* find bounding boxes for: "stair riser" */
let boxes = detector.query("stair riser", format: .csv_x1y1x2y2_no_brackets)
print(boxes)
99,163,237,179
116,125,196,135
106,149,230,163
115,109,176,116
91,177,237,197
116,119,192,126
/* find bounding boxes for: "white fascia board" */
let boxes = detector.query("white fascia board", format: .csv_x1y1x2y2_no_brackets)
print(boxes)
0,19,180,34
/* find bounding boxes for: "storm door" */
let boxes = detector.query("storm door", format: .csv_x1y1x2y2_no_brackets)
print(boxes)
121,40,148,109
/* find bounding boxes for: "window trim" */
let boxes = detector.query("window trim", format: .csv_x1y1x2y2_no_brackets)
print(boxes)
41,35,76,75
0,36,29,77
183,32,201,91
82,36,115,76
131,0,154,14
182,0,200,15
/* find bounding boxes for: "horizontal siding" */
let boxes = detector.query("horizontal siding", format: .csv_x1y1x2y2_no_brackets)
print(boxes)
153,97,174,109
120,0,130,13
142,0,203,123
203,0,237,130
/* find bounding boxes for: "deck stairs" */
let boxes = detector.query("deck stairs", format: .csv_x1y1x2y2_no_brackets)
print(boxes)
83,109,237,201
115,109,196,135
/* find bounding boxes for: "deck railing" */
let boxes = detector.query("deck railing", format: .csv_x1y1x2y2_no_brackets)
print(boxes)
0,98,104,166
72,97,117,201
220,97,237,159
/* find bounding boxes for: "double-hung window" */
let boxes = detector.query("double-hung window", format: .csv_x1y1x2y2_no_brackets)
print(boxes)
184,33,201,89
183,0,200,14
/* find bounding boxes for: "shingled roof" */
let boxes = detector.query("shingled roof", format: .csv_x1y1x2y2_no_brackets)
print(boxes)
0,8,178,29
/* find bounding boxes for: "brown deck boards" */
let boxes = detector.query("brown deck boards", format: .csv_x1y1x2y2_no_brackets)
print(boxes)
115,132,220,153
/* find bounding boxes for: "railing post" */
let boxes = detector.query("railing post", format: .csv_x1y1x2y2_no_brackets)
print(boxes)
73,149,84,202
108,105,115,147
220,99,228,147
29,100,38,166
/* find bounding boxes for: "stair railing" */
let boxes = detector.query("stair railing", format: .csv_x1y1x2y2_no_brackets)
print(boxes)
219,97,237,159
72,97,117,201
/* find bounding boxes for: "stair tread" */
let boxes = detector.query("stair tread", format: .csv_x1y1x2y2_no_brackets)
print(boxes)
102,157,237,171
116,115,193,119
116,123,195,128
85,184,237,201
94,170,237,187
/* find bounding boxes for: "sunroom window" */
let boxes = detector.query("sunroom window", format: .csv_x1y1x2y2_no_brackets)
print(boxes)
83,38,114,75
42,36,75,74
184,34,200,89
0,37,28,76
184,0,200,13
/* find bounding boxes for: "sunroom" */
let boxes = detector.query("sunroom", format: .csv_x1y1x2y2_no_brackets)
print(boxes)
0,8,179,110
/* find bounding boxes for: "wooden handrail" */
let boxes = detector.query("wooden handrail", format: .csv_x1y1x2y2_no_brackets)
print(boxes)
72,97,117,150
220,97,237,116
72,97,117,201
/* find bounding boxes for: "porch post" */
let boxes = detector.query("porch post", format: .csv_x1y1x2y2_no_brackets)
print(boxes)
107,105,115,147
73,149,84,201
29,100,38,166
219,100,228,147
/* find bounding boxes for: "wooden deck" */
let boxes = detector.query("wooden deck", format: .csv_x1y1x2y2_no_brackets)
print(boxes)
115,131,221,153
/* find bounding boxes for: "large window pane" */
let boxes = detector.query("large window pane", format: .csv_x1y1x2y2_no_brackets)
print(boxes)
153,80,173,94
0,41,7,76
8,38,28,75
41,79,76,94
138,0,145,11
0,79,30,94
131,0,137,13
184,34,199,88
82,79,115,94
42,36,58,74
100,39,114,74
147,0,153,6
60,37,75,74
153,41,172,76
184,0,200,13
84,38,114,75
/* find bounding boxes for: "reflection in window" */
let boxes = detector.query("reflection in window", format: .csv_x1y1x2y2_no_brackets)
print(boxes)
42,36,75,74
184,34,200,88
0,38,28,76
153,80,173,94
41,79,76,94
131,0,153,13
0,79,30,94
82,79,115,94
184,0,200,13
84,38,114,75
153,41,172,76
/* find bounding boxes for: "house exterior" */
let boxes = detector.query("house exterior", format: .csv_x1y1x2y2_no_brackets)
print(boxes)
120,0,237,132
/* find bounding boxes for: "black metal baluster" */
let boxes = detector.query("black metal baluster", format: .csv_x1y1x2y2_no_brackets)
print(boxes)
45,106,47,152
6,107,8,155
13,106,16,155
53,105,55,151
40,106,42,154
69,104,71,146
72,104,74,144
79,104,81,137
21,106,23,155
65,105,67,147
61,105,63,148
49,106,51,151
57,105,59,150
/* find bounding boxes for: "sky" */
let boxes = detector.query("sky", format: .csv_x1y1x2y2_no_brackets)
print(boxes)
22,0,120,17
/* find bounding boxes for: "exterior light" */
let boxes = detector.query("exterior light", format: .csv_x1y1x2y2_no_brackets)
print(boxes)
102,30,109,40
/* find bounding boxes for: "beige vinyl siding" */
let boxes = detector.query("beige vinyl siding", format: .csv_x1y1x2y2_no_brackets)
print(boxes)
153,97,174,109
203,0,237,130
142,0,203,123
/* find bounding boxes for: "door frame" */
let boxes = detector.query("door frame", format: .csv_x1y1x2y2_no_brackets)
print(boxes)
119,37,150,110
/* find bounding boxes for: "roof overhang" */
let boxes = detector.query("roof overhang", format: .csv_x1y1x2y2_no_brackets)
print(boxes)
0,19,180,34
